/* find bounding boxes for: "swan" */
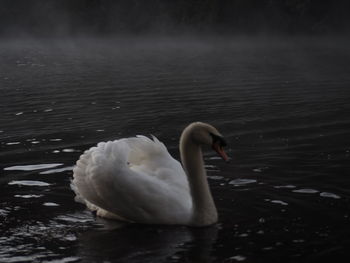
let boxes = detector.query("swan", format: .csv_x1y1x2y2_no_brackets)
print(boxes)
71,122,228,227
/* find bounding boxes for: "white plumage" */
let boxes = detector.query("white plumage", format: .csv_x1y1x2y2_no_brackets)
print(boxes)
72,122,228,226
72,136,192,225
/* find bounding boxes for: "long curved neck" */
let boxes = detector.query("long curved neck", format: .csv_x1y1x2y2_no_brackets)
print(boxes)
180,129,218,226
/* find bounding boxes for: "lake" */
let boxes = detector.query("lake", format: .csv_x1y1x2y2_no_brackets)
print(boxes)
1,36,350,262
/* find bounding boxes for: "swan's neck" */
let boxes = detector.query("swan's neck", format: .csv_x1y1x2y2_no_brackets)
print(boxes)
180,132,218,226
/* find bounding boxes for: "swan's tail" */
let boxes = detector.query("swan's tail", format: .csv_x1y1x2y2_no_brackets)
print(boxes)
71,140,131,220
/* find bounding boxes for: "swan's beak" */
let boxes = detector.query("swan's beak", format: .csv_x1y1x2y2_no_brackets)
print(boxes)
212,143,230,162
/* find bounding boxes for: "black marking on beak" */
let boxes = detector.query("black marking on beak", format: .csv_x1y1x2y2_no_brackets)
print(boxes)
210,133,229,162
210,133,227,147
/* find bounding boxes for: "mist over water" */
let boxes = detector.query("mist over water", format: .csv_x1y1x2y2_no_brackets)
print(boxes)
1,36,350,262
1,0,350,37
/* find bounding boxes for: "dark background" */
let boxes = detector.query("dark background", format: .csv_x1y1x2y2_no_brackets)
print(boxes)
0,0,350,37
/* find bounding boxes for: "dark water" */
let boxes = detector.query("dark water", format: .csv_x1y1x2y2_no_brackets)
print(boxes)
1,37,350,262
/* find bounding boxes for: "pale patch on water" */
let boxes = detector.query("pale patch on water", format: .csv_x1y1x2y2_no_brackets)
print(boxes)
208,156,221,160
43,202,60,207
262,246,274,251
40,166,74,175
1,255,39,263
55,213,95,224
293,239,305,243
292,189,319,194
4,163,63,171
205,164,220,172
0,209,10,217
62,149,79,153
208,175,224,180
0,218,82,263
63,234,77,242
43,256,81,263
229,179,257,186
320,192,341,199
229,255,246,262
274,185,296,189
252,167,269,173
14,194,43,198
6,142,21,145
8,180,50,187
270,200,288,206
49,139,62,142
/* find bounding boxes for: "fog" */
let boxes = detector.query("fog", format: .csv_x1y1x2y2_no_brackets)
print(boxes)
1,0,350,37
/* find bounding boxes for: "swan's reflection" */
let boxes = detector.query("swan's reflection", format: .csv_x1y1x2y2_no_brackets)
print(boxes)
77,220,218,263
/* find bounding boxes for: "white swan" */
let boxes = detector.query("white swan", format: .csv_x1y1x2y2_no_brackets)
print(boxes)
71,122,228,227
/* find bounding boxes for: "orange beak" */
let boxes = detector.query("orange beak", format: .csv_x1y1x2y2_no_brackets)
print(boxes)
212,143,230,162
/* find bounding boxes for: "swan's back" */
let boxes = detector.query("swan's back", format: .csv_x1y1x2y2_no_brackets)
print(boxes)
72,136,192,225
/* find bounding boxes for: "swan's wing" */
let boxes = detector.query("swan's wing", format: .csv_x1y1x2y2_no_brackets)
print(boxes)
72,136,192,225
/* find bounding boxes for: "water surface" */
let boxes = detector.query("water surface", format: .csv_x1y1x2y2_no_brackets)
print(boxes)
1,37,350,262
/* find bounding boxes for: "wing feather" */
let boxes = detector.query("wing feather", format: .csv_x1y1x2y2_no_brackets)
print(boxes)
72,136,192,225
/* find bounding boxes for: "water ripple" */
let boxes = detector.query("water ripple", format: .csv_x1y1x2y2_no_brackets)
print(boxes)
8,180,50,187
4,163,63,171
320,192,341,199
292,189,319,194
229,179,257,186
14,194,43,198
40,166,74,175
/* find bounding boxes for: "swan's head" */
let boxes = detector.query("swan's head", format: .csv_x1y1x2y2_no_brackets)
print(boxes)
184,122,229,162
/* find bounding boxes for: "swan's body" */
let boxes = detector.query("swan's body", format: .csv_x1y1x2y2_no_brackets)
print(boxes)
72,122,228,226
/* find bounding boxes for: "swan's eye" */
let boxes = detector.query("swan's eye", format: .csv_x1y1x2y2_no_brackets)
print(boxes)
210,133,227,147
